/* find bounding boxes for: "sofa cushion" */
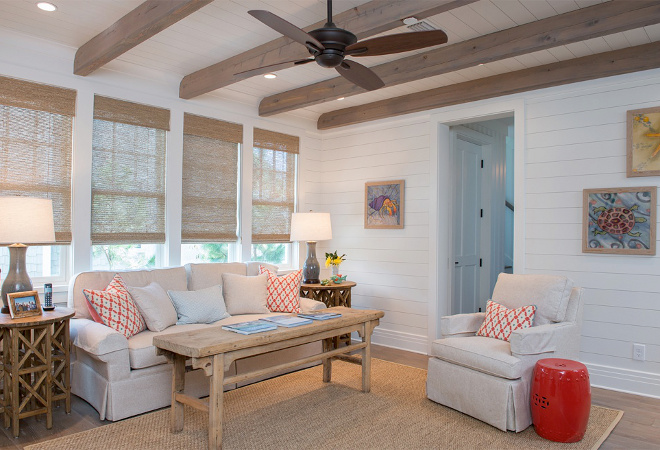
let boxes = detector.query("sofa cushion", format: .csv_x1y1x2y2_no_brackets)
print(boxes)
168,285,230,325
126,282,177,332
83,275,146,339
491,273,573,325
222,273,269,315
431,336,522,380
476,300,536,342
186,262,247,291
260,266,302,313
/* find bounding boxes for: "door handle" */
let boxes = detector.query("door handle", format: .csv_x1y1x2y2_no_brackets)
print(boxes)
454,261,459,265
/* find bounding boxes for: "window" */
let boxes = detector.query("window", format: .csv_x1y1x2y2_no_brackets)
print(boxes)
0,76,75,282
252,128,298,265
91,96,169,269
181,243,231,265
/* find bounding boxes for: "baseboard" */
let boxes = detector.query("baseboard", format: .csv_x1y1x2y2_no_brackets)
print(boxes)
355,328,428,354
585,362,660,399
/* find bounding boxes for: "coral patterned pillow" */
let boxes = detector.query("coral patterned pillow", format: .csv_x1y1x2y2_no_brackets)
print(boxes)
259,266,302,313
476,300,536,342
83,274,146,338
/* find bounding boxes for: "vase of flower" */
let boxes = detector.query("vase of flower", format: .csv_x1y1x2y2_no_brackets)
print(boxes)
332,265,339,276
325,250,346,277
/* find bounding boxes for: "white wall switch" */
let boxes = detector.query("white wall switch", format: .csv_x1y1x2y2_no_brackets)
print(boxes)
633,343,646,361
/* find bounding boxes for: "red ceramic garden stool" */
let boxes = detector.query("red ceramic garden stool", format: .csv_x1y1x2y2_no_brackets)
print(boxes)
531,358,591,442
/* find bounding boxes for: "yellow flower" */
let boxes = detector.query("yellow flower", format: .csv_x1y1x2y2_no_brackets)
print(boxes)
643,116,650,122
325,256,332,267
333,257,343,265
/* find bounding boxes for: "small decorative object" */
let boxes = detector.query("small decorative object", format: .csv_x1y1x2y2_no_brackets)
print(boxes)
627,106,660,177
325,250,346,276
320,279,331,286
330,274,347,284
43,283,55,310
583,186,656,255
365,180,404,229
7,290,42,319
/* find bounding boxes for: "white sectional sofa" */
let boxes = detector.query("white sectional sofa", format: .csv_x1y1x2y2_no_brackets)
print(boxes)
67,262,325,421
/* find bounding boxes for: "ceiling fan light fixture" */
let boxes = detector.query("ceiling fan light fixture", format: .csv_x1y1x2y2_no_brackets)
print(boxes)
402,17,418,26
263,73,277,79
37,2,57,11
337,97,345,101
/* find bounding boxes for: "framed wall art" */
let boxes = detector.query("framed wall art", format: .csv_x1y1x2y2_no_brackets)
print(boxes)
8,290,42,319
627,106,660,177
582,186,656,255
365,180,404,229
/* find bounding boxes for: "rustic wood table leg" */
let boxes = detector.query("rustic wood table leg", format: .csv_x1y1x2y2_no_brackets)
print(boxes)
361,321,375,393
46,326,53,430
64,319,71,414
322,338,332,382
10,329,19,437
208,353,225,450
170,354,186,433
3,329,10,430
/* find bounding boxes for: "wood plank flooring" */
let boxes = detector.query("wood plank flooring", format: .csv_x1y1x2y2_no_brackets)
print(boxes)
1,345,658,449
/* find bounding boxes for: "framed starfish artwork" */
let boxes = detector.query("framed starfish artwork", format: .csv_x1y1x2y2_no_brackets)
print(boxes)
583,186,656,255
627,106,660,177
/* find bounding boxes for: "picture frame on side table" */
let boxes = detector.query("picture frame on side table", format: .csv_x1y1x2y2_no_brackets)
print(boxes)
365,180,404,229
8,290,42,319
627,106,660,177
582,186,656,255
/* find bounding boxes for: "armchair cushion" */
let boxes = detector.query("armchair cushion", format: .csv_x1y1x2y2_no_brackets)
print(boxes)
491,273,573,325
440,312,485,338
431,336,522,380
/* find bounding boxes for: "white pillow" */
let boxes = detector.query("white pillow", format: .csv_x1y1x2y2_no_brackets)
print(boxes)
167,285,230,325
221,272,269,315
126,282,177,332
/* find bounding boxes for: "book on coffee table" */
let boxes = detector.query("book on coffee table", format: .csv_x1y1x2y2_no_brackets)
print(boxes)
297,311,342,320
222,320,277,335
260,315,313,327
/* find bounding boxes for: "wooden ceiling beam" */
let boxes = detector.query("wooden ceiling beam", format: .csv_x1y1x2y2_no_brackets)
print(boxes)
261,0,660,116
178,0,477,99
317,41,660,130
74,0,213,76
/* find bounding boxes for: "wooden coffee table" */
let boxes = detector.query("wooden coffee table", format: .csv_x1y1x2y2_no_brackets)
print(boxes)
154,306,383,449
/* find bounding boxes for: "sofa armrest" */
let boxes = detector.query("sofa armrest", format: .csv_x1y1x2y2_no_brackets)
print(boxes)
299,297,326,313
440,312,486,338
70,318,128,356
510,322,576,356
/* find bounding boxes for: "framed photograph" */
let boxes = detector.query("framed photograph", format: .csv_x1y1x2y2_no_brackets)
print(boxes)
583,186,656,255
8,290,42,319
365,180,404,229
627,106,660,177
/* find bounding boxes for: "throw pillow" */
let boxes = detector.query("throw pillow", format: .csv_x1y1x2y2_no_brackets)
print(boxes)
126,282,178,332
476,300,536,342
167,285,230,325
83,274,146,339
259,266,302,313
221,272,269,315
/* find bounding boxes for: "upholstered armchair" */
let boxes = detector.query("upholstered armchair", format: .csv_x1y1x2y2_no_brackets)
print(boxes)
426,273,584,432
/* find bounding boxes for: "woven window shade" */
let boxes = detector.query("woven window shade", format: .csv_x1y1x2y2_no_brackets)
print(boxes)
93,95,170,131
0,76,75,243
91,97,169,245
252,130,298,243
182,114,241,242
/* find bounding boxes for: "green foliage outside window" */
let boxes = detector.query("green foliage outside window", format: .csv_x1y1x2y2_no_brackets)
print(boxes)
251,243,286,265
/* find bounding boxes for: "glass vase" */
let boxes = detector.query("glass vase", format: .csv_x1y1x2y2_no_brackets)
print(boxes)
332,265,339,276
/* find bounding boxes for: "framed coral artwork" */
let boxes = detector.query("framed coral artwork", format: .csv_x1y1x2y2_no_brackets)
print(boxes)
582,186,656,255
627,106,660,177
365,180,404,229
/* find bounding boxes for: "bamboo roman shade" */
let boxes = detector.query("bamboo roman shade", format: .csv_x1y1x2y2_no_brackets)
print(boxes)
0,75,76,243
252,128,299,243
182,113,241,242
91,95,169,244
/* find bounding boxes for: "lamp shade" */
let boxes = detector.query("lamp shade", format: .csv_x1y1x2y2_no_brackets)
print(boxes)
0,197,56,245
290,212,332,242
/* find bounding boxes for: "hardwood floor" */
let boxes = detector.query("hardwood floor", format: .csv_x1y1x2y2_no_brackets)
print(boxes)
1,345,658,449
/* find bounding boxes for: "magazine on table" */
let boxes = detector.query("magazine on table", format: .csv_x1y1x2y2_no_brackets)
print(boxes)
297,311,342,320
222,320,277,335
260,315,313,327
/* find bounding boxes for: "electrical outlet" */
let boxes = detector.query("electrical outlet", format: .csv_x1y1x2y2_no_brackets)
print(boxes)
633,343,646,361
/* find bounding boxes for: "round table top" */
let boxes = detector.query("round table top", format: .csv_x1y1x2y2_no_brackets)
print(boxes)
301,281,357,289
536,358,587,372
0,307,75,328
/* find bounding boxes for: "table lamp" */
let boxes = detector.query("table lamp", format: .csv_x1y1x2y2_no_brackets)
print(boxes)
0,197,56,314
290,212,332,284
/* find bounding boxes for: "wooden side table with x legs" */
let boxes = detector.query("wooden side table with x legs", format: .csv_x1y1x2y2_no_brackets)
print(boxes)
300,281,357,347
0,308,74,438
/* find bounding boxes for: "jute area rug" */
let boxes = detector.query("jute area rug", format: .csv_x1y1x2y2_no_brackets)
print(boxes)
27,359,622,450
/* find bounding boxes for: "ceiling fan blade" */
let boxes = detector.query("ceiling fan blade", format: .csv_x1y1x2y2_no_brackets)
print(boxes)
336,60,384,91
345,30,448,57
234,58,314,78
248,10,324,53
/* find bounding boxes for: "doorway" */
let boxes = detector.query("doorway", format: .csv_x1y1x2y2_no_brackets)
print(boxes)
450,119,514,314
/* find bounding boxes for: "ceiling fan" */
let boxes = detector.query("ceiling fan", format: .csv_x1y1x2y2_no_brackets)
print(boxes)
240,0,448,91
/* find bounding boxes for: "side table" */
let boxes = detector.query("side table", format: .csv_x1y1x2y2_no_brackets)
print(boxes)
300,281,357,347
0,308,74,438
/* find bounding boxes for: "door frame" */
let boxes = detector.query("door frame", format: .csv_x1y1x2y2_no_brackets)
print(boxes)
427,99,526,351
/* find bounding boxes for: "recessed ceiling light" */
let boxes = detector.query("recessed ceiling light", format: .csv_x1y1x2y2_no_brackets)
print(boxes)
478,63,485,66
37,2,57,12
263,73,277,79
402,17,418,26
337,97,345,101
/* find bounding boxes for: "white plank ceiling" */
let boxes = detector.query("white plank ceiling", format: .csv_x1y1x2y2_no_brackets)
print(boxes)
1,0,660,121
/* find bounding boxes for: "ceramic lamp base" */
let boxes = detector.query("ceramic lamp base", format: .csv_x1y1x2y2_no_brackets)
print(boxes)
302,241,321,284
1,244,33,314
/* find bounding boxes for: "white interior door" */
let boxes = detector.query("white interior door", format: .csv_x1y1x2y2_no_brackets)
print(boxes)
452,135,482,314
